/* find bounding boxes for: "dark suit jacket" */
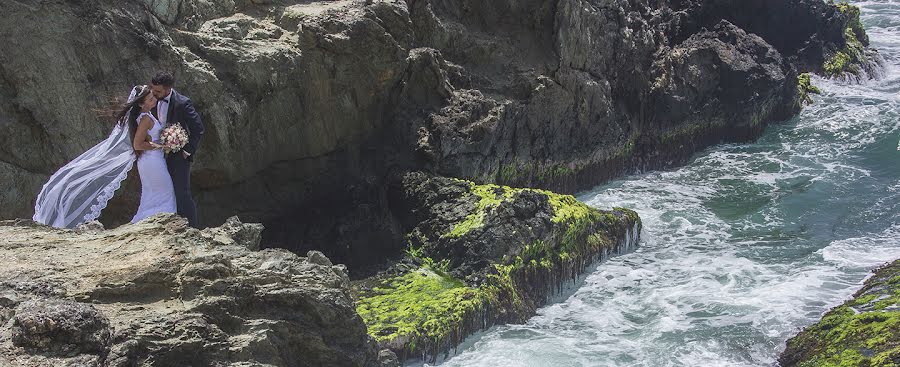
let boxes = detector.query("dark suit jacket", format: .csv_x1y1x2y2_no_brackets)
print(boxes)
162,90,204,161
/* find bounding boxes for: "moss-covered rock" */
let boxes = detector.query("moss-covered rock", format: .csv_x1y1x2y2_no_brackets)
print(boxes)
835,1,868,44
779,259,900,367
354,172,641,361
355,266,484,355
798,73,822,105
823,2,871,77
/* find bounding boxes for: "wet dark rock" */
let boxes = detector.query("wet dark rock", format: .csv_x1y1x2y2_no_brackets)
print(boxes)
377,349,401,367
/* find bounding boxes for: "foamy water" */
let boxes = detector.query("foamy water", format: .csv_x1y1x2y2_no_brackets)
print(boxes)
428,1,900,365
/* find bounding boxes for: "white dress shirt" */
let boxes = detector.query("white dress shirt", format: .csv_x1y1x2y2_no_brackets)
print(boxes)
157,91,172,126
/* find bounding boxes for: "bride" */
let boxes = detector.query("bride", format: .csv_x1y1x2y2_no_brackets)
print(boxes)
33,85,176,228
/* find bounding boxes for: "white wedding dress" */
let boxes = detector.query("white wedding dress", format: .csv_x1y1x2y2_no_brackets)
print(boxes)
130,112,177,223
33,86,180,229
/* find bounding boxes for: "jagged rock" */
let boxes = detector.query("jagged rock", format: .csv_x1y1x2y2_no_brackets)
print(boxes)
106,313,230,366
639,19,798,168
0,292,17,326
75,221,105,233
11,299,111,357
307,250,334,266
377,349,400,367
670,0,881,78
398,173,558,278
200,215,264,250
0,214,378,366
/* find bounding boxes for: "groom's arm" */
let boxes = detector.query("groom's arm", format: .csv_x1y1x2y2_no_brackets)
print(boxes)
182,99,204,156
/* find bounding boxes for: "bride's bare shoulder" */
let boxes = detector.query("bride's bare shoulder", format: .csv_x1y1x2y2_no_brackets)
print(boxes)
138,113,155,128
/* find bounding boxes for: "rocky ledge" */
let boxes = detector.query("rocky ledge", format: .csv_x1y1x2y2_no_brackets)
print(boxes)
0,215,379,367
354,172,640,361
779,259,900,367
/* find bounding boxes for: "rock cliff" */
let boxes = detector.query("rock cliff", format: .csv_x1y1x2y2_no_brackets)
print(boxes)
0,0,874,271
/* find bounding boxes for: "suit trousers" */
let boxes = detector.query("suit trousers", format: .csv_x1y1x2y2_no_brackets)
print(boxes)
166,153,198,228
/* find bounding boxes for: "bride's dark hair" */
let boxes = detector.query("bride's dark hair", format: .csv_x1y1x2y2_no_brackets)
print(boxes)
114,85,152,157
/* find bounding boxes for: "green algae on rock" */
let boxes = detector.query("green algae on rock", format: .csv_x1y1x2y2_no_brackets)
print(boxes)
824,2,870,77
355,266,485,352
835,1,868,44
798,73,822,105
779,259,900,367
355,172,641,361
443,182,520,238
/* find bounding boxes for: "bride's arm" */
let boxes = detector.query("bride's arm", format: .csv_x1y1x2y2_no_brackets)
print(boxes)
132,115,159,151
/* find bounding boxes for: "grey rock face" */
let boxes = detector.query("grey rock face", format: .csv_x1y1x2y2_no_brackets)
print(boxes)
11,300,111,357
105,313,230,367
75,221,105,233
201,215,264,250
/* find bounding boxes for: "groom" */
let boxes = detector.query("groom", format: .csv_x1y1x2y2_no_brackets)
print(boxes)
150,71,204,228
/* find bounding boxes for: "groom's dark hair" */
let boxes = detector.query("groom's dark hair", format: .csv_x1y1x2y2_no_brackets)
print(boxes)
151,71,175,87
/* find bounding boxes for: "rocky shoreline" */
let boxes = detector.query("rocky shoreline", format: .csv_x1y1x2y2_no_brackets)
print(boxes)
0,174,640,366
0,0,892,365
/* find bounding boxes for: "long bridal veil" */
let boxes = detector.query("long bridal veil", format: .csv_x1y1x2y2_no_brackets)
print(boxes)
33,88,139,228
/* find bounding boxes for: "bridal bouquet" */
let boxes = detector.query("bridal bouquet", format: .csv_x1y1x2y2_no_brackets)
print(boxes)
160,123,189,153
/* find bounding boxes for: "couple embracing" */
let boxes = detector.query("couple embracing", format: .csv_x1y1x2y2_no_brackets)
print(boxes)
33,72,204,229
